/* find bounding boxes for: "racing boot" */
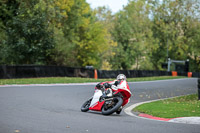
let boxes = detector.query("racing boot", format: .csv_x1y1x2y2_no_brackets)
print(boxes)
116,106,122,114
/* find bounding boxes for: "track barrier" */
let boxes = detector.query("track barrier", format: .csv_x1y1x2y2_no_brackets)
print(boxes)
0,65,199,79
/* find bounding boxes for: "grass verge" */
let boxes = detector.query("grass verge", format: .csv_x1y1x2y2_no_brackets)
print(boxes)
0,76,186,85
133,94,200,118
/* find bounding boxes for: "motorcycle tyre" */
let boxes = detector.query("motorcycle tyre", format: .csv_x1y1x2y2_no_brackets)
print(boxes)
81,98,92,112
102,97,123,115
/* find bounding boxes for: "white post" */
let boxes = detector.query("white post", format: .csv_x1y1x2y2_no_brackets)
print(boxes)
167,58,171,72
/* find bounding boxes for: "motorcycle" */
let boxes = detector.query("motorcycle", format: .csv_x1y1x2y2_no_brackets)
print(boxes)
81,80,132,115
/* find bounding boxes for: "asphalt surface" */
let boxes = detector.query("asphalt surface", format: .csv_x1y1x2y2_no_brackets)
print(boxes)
0,78,199,133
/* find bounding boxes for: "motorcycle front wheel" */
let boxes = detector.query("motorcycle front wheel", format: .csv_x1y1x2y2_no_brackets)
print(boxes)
81,98,92,112
102,97,123,115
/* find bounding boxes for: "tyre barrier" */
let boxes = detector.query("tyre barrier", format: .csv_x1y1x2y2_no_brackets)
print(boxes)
0,65,200,79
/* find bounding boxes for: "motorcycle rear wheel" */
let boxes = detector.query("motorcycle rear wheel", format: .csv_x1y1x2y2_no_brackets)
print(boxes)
81,98,92,112
102,97,123,115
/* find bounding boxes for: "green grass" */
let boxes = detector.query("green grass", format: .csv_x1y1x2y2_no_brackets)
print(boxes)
0,76,186,85
133,94,200,118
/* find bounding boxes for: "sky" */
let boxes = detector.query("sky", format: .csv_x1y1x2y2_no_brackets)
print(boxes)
86,0,129,13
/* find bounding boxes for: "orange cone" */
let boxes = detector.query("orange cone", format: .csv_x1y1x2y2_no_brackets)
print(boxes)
94,69,98,79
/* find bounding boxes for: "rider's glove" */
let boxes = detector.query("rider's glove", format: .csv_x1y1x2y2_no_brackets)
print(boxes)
96,83,102,89
114,80,120,86
103,83,111,88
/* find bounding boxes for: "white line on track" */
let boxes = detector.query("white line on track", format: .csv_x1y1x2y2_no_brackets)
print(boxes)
0,78,195,87
129,78,196,84
0,83,98,87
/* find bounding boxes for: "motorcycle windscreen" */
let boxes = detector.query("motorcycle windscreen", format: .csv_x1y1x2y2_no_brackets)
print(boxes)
89,89,103,108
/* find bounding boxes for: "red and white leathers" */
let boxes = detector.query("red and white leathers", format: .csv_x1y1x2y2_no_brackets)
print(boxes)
99,80,131,107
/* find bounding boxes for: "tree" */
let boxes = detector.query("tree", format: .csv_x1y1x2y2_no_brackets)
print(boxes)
0,0,18,64
72,0,111,68
111,11,133,69
47,0,76,66
0,0,55,64
94,6,117,70
111,0,152,70
150,0,200,70
51,0,113,68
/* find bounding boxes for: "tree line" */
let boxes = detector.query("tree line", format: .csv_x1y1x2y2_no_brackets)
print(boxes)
0,0,199,71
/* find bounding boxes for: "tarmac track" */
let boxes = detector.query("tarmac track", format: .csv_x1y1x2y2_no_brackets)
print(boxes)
0,78,199,133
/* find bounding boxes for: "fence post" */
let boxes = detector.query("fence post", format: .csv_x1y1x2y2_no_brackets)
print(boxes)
198,78,200,100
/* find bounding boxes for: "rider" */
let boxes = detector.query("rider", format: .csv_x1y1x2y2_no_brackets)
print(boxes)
110,74,127,91
95,74,127,94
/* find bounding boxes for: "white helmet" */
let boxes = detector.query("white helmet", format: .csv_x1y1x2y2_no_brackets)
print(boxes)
117,74,126,81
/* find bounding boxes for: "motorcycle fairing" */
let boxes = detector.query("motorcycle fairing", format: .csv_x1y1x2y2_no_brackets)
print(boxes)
89,101,105,111
89,89,104,111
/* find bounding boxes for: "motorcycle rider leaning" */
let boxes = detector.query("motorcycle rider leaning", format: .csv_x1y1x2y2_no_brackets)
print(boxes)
95,74,127,97
95,74,127,114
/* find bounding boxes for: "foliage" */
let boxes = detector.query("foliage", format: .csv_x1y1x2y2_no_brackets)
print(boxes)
69,0,109,68
0,0,199,71
111,0,153,70
0,0,55,64
50,0,113,68
94,6,117,70
149,0,200,70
